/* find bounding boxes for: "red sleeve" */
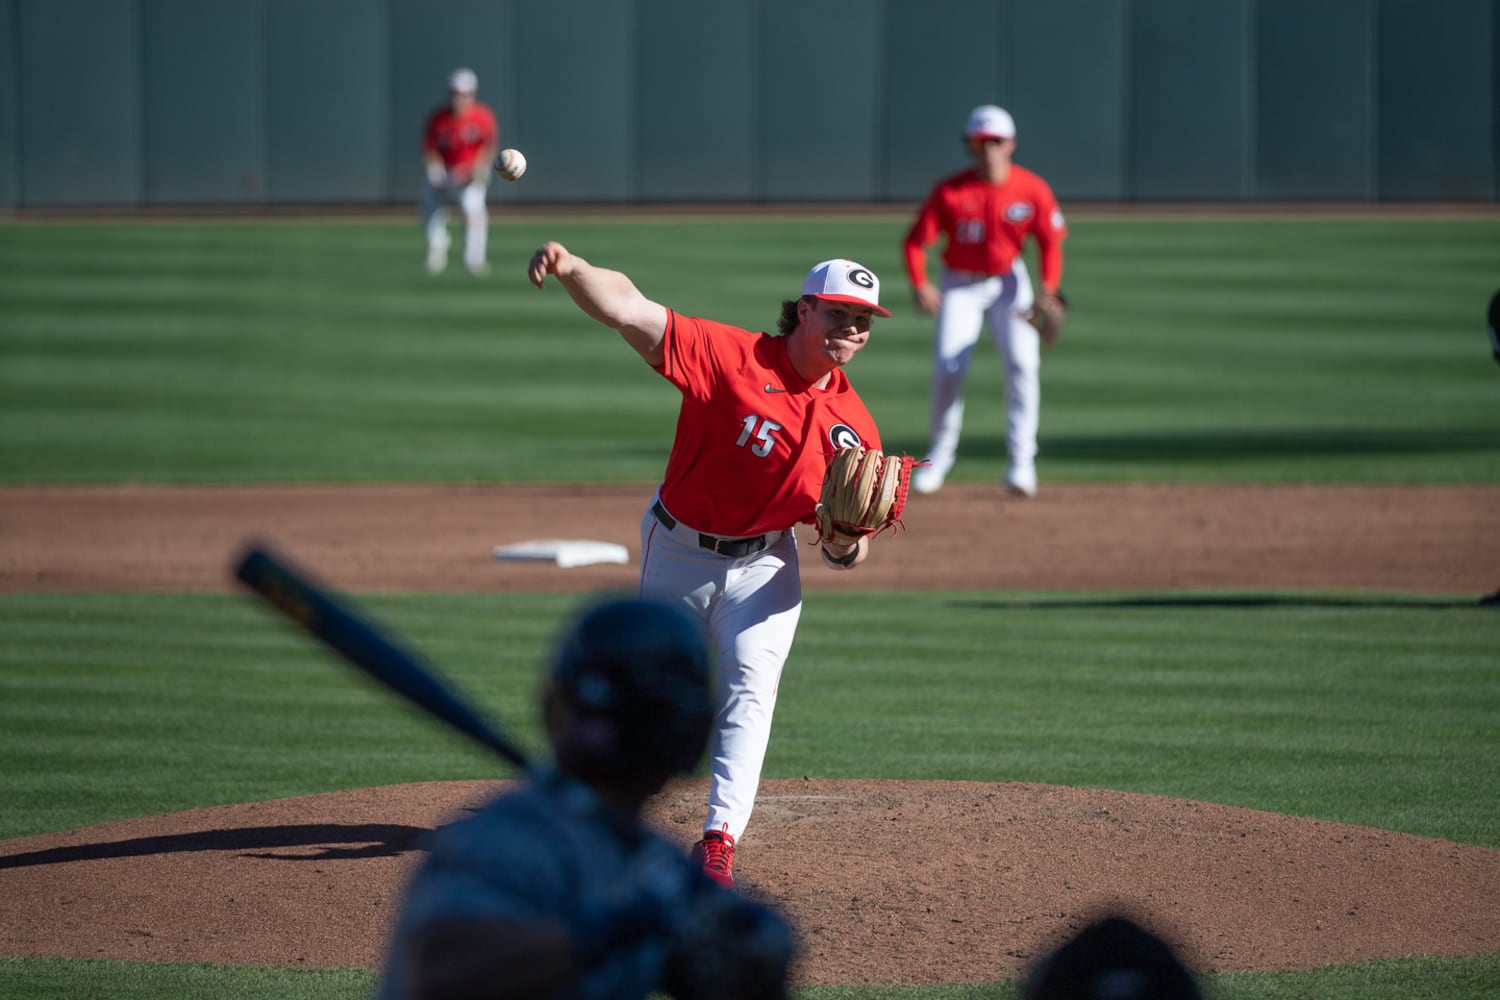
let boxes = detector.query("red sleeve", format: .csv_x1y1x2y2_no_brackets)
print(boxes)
902,190,943,288
1031,180,1067,293
421,111,440,155
479,105,499,145
657,310,720,404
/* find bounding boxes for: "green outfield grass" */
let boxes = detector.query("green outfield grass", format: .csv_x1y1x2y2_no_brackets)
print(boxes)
5,592,1496,846
1,216,1496,486
2,591,1497,998
2,215,1497,998
5,952,1500,1000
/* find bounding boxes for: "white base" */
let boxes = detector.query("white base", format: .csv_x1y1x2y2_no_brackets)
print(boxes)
493,539,631,568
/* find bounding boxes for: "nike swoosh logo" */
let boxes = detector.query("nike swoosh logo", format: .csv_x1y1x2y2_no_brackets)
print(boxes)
764,384,786,393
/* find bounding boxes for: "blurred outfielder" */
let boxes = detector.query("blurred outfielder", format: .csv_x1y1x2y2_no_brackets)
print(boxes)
421,67,499,276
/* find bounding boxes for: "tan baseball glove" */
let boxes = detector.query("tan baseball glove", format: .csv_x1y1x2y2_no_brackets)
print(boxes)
1027,290,1068,347
813,446,919,548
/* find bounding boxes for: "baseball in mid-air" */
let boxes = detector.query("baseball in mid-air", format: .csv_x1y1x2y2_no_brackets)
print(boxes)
495,148,527,182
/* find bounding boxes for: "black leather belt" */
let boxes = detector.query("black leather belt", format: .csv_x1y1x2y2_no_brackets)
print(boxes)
652,500,769,558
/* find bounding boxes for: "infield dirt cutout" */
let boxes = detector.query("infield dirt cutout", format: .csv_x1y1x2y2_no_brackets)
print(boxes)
2,483,1498,985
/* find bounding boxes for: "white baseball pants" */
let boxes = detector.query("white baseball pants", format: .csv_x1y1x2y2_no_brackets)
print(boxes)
420,176,489,271
924,261,1041,477
639,498,802,843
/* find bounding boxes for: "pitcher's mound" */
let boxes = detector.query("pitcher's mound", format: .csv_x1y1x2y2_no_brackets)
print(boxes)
2,778,1497,985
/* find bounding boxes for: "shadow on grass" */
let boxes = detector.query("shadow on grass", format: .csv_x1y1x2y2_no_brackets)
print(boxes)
0,823,430,869
909,427,1500,464
1046,428,1499,462
952,594,1494,611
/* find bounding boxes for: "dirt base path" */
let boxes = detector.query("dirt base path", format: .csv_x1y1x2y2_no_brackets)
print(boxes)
3,483,1497,593
2,483,1498,984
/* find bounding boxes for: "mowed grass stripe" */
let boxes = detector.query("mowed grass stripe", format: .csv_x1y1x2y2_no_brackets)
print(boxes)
2,591,1495,847
2,218,1497,483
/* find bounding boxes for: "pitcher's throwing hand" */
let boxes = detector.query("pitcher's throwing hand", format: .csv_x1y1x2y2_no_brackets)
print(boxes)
528,241,574,288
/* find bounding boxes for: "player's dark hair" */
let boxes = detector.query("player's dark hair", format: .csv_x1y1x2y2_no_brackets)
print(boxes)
777,297,814,335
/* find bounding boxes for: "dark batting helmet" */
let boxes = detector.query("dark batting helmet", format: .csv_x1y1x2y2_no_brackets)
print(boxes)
544,597,713,786
1024,915,1201,1000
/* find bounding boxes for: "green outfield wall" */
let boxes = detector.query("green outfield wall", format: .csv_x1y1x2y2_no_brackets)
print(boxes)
0,0,1495,209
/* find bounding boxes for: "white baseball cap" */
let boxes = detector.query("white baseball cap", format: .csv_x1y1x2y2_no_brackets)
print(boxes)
965,104,1016,141
449,67,478,93
802,259,892,317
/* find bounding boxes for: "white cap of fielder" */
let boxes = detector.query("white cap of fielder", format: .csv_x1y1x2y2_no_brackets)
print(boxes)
803,259,892,317
965,104,1016,140
449,67,478,94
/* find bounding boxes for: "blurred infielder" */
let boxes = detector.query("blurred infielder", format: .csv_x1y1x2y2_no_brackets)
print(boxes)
903,104,1069,497
528,243,893,887
421,67,499,276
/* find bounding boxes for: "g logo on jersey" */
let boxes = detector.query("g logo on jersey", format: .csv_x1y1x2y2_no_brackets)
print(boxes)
1005,203,1035,223
829,424,862,450
847,268,875,290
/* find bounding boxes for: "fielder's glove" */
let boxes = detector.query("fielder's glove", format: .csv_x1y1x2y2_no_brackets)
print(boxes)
1026,290,1068,347
813,446,919,548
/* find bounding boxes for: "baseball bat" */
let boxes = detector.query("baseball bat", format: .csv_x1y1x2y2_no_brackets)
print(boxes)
232,544,534,774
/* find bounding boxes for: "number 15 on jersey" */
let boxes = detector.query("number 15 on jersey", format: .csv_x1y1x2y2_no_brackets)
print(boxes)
736,415,783,458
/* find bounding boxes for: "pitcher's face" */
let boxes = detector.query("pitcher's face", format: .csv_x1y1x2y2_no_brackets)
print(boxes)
792,297,873,371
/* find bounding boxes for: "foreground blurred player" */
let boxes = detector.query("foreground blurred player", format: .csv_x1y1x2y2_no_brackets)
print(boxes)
1023,914,1201,1000
1481,291,1499,607
1487,287,1500,367
376,597,794,1000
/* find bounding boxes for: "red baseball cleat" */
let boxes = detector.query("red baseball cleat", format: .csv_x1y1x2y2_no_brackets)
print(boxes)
690,824,736,888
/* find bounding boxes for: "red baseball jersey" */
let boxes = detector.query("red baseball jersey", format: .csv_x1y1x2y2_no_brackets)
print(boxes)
654,310,882,538
903,165,1067,292
423,102,498,175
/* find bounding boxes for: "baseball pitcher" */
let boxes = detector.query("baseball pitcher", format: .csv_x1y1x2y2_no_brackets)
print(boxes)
528,245,913,889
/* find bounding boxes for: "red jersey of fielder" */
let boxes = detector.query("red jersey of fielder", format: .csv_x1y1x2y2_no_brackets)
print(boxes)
654,310,882,539
903,165,1067,293
423,102,498,181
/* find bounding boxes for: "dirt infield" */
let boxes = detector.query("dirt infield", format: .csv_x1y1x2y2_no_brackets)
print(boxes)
3,482,1497,594
2,482,1498,985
